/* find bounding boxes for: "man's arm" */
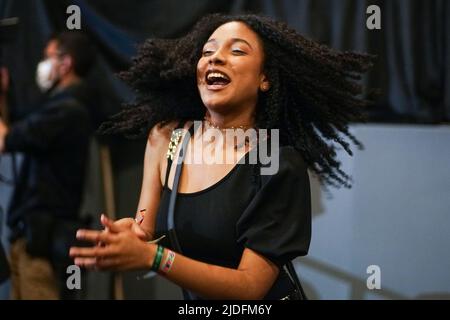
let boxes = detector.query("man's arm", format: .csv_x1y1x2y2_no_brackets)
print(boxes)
1,99,90,154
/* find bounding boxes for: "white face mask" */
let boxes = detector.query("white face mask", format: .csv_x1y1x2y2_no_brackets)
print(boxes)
36,59,57,92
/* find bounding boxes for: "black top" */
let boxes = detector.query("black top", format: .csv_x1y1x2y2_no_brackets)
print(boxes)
5,83,93,241
155,128,312,299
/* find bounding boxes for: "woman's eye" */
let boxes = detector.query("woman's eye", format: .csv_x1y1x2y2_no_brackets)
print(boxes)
202,50,214,56
232,49,246,55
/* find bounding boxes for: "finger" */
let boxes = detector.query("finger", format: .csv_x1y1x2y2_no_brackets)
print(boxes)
98,213,109,232
97,241,106,247
70,245,111,258
96,257,122,270
132,224,148,240
114,218,135,229
75,256,121,271
96,230,108,248
76,229,116,244
101,214,121,233
74,257,98,269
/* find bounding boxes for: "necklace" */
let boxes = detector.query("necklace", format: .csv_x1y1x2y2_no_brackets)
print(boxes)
203,117,253,131
202,117,258,151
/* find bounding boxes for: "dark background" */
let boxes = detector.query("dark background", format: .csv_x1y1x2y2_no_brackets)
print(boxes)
1,0,449,126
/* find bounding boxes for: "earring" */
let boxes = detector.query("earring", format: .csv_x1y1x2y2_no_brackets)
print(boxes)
260,83,269,92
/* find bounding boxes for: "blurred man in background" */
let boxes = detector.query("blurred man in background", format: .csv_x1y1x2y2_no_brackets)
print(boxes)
0,31,95,299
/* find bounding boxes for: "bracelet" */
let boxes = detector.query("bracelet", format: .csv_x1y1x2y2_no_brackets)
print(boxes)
136,236,166,280
151,245,164,271
161,250,176,274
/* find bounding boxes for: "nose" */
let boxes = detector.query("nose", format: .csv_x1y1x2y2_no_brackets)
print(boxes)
208,48,226,65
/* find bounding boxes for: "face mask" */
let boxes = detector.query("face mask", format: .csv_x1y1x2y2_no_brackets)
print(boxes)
36,59,57,92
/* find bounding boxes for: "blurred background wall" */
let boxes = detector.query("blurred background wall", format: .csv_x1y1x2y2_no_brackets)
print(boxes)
0,0,449,299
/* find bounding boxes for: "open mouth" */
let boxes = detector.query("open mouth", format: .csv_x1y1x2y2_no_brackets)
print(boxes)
205,70,231,88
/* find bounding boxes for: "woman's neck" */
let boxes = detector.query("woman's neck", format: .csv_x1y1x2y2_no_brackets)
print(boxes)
205,109,255,129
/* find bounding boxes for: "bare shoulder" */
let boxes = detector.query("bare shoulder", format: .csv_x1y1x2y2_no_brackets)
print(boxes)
145,120,192,163
147,121,178,147
147,120,193,185
148,120,193,144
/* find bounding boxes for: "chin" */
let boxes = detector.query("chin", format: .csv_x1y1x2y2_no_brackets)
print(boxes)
202,99,224,109
200,94,230,111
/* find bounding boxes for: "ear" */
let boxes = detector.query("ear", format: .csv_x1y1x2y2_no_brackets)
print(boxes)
259,73,270,92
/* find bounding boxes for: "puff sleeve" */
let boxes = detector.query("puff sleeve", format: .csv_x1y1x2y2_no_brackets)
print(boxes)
236,146,312,267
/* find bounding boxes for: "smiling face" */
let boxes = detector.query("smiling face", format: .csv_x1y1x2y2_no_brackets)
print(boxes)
197,21,269,114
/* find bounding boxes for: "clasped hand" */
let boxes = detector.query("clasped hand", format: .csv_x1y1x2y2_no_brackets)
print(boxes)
69,215,154,271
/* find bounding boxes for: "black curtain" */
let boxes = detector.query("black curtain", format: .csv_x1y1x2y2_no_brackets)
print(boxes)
1,0,449,124
237,0,450,123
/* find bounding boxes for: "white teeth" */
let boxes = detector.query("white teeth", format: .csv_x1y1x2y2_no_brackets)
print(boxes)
207,72,230,81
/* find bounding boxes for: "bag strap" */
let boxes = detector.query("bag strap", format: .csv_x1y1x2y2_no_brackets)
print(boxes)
166,122,197,299
164,121,187,188
286,261,308,300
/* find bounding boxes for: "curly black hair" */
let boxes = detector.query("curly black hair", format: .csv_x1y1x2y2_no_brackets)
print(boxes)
100,13,375,188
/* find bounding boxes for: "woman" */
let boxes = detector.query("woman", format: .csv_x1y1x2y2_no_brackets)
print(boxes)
70,14,373,299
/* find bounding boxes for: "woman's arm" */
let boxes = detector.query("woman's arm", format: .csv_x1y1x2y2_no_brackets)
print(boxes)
71,218,279,300
128,123,175,240
153,244,280,299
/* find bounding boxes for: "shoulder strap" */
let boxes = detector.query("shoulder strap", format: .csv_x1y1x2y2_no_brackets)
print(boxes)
163,158,172,189
163,121,186,188
167,123,195,231
166,122,197,299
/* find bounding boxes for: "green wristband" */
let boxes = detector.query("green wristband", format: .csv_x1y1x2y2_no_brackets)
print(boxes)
151,245,164,272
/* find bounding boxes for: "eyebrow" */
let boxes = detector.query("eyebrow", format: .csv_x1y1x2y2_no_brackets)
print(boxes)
206,38,253,50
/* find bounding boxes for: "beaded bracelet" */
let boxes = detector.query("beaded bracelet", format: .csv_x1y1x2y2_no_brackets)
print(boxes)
151,245,164,271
